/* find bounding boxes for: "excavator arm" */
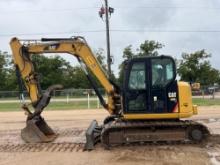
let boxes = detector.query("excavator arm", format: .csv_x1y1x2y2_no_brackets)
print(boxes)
10,37,119,115
10,37,121,147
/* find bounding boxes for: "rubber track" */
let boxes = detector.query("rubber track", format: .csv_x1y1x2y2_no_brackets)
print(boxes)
101,120,210,148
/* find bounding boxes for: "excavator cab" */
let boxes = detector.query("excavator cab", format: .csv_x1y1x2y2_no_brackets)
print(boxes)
123,56,177,114
99,56,209,148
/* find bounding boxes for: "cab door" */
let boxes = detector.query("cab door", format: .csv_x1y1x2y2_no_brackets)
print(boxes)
150,57,178,113
123,60,152,113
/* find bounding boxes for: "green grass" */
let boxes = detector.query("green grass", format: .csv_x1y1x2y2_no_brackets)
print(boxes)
0,98,219,112
47,101,100,110
0,100,101,112
0,102,21,112
192,98,220,106
0,96,99,100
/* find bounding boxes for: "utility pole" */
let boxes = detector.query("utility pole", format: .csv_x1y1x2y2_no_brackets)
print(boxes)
104,0,111,76
99,0,114,77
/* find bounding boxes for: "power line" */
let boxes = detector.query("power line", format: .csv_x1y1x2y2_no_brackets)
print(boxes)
0,7,99,14
0,6,220,14
110,29,220,33
0,30,103,37
1,29,220,37
116,6,220,10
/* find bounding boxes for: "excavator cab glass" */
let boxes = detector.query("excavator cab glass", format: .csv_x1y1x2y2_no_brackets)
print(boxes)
123,56,178,114
151,58,175,88
127,62,147,111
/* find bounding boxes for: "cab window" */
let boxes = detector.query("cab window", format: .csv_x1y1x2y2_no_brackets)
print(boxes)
152,58,175,87
128,62,146,90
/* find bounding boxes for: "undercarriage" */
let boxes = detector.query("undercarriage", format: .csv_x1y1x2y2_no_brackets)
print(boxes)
85,117,210,150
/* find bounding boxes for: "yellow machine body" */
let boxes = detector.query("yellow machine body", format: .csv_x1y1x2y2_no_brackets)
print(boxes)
123,81,197,120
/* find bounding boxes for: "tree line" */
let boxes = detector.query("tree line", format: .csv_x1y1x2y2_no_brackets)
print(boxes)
118,41,220,87
0,41,219,91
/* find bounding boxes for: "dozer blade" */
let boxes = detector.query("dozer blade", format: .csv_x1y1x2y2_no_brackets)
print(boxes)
21,116,57,143
84,120,102,150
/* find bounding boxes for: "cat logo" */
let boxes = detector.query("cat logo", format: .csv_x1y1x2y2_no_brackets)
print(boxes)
44,44,59,51
48,45,57,50
168,92,176,98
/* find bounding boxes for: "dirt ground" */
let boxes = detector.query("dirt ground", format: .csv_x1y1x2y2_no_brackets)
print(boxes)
0,106,220,165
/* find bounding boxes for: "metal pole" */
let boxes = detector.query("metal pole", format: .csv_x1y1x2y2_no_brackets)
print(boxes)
104,0,112,76
97,96,100,108
88,92,90,109
66,93,69,104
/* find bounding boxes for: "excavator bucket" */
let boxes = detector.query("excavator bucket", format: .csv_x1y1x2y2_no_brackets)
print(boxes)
84,120,102,150
21,116,57,143
20,84,63,143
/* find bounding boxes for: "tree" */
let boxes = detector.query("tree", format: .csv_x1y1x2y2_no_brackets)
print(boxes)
65,66,90,89
0,51,8,90
32,55,73,90
4,69,17,90
32,48,109,90
217,75,220,85
122,45,133,60
177,50,220,86
118,40,164,85
137,40,164,57
0,51,6,90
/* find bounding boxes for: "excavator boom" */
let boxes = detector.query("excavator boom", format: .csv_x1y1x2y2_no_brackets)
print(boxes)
10,37,118,114
10,37,120,147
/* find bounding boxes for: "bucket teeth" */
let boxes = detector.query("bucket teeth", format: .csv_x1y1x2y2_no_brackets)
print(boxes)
21,116,57,143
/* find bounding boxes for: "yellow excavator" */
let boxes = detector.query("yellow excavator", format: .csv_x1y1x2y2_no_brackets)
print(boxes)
10,36,210,150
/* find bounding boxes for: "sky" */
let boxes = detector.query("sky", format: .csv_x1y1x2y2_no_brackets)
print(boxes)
0,0,220,76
